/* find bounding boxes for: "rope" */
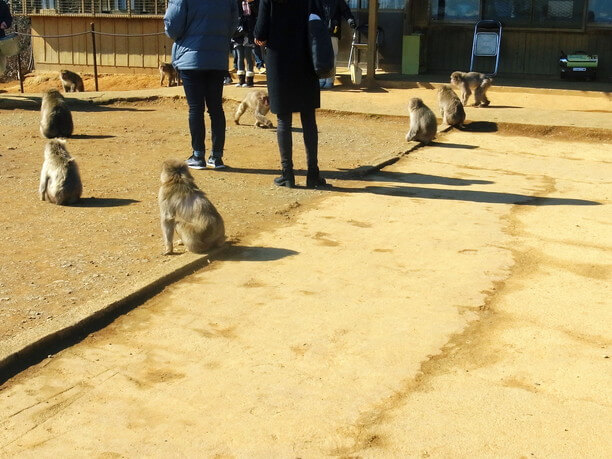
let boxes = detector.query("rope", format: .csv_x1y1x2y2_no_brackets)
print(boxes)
15,30,166,38
16,31,89,38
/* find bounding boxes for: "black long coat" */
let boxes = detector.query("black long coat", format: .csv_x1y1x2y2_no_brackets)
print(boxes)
254,0,321,114
0,0,12,38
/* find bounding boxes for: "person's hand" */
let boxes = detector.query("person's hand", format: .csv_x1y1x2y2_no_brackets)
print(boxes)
348,19,357,29
0,22,7,30
255,38,266,46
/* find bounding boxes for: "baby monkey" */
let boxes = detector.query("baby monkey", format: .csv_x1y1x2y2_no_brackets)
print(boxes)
406,97,437,144
40,89,73,138
158,159,226,255
59,69,84,92
437,85,466,127
159,62,181,87
39,139,83,205
234,90,273,128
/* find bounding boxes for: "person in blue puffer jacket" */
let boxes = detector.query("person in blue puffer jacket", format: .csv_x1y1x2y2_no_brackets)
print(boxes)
164,0,239,170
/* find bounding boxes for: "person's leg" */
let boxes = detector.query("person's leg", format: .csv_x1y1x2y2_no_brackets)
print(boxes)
254,44,264,71
203,69,227,168
245,47,255,87
325,37,339,88
235,45,246,86
301,108,327,187
275,112,295,187
179,69,207,169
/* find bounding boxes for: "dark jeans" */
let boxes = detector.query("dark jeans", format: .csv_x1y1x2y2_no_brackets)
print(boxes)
179,69,226,157
254,45,265,68
276,109,318,174
235,45,254,73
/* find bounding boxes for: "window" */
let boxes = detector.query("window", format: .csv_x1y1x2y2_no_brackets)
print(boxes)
587,0,612,25
483,0,586,27
348,0,404,10
431,0,480,22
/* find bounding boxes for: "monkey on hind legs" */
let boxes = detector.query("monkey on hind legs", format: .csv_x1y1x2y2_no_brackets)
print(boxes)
39,139,83,205
450,71,493,107
158,160,225,255
234,90,273,128
406,98,437,144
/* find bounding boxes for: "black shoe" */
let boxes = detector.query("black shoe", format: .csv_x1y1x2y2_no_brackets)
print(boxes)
306,175,329,189
274,174,295,188
206,156,227,169
246,76,254,87
223,76,233,85
186,154,206,170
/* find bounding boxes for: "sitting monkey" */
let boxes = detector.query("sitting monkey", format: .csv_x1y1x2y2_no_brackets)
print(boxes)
158,159,226,255
437,85,466,127
406,97,437,144
234,90,273,128
59,69,84,92
39,139,83,205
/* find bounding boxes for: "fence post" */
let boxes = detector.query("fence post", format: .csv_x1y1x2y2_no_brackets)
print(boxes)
90,22,99,91
17,45,24,94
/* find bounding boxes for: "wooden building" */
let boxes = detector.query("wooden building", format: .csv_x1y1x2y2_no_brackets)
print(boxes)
8,0,612,80
343,0,612,80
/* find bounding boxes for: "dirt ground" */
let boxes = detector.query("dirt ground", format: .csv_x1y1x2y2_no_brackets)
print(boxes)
0,79,408,349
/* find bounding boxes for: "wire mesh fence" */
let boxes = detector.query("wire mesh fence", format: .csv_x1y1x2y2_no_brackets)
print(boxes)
8,0,168,16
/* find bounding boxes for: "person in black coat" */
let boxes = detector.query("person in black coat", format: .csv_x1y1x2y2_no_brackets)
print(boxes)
254,0,327,188
0,0,12,39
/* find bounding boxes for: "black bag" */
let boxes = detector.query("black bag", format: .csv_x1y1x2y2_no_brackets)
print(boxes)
308,3,334,78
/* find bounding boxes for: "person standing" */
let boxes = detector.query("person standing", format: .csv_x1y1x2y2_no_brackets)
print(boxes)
319,0,356,89
0,0,12,75
254,0,328,188
164,0,238,170
233,0,259,87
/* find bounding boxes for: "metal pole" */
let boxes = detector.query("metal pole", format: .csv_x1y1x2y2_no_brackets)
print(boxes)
17,47,24,94
366,0,378,86
90,22,99,91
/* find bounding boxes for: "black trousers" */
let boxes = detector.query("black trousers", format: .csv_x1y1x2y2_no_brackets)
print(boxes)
179,69,226,157
276,109,319,174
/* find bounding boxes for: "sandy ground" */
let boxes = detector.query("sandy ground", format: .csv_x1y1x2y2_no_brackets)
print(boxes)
0,125,610,456
0,74,611,456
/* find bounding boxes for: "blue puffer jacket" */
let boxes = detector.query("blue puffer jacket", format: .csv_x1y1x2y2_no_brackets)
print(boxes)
164,0,238,71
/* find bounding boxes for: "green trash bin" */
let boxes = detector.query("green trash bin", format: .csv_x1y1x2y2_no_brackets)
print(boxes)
402,34,421,75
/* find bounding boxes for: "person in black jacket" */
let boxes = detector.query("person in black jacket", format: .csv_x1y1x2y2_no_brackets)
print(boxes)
0,0,12,39
319,0,355,89
233,0,259,87
254,0,328,188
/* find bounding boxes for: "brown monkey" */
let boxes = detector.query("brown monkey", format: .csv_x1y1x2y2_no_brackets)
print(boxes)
39,139,83,205
59,69,84,92
159,62,180,87
158,159,225,255
406,98,437,144
437,85,466,126
234,90,273,128
40,89,73,139
450,71,493,107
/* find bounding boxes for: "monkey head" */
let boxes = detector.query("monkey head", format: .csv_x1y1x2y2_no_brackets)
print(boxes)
408,97,424,111
450,71,463,85
262,95,270,107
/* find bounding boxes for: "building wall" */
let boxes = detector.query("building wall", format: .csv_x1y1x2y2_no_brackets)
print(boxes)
30,16,173,74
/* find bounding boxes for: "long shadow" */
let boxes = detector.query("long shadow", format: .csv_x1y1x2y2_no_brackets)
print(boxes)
488,105,522,109
430,141,478,149
459,121,498,133
215,245,298,262
358,171,494,186
74,197,140,207
71,134,116,140
325,184,600,206
0,96,153,112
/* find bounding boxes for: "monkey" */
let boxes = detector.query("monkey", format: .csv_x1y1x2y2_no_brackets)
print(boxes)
406,98,437,144
159,62,181,87
39,139,83,205
59,69,84,92
158,159,226,255
437,85,466,127
40,89,74,139
450,71,493,107
234,90,273,128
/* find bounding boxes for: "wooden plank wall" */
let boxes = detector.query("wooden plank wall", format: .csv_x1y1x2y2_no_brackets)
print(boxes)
425,25,612,79
30,16,174,74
